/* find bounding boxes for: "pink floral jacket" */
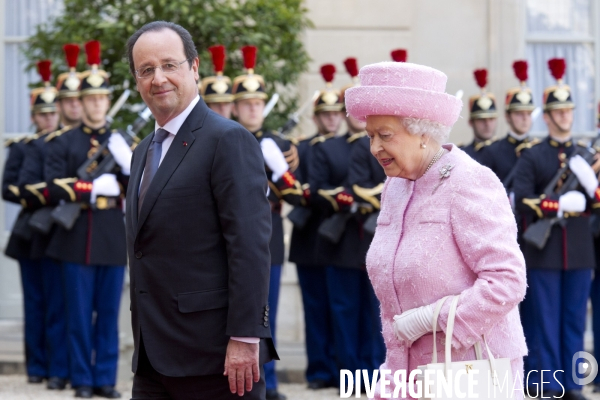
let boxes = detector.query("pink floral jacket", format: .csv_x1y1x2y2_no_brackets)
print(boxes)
366,144,527,398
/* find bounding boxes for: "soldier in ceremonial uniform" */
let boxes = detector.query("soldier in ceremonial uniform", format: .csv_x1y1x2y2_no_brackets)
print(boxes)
2,60,60,385
201,45,234,119
55,43,83,128
231,45,302,400
309,63,377,388
343,57,386,372
43,40,132,399
460,69,498,162
591,103,600,393
480,60,536,184
288,65,344,390
513,58,599,400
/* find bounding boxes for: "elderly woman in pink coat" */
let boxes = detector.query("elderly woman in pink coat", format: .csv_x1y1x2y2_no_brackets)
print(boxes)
345,62,527,399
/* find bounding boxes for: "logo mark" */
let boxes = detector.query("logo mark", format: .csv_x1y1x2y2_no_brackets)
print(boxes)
572,351,598,385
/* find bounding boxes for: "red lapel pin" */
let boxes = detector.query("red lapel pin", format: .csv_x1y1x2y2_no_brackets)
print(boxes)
182,141,188,146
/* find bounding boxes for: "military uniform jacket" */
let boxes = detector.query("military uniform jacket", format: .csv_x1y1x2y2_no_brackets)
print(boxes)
252,129,303,265
127,100,275,377
514,137,600,270
479,134,529,183
460,140,493,164
288,136,326,267
309,132,366,268
44,124,129,266
17,129,69,259
2,137,32,259
347,135,386,209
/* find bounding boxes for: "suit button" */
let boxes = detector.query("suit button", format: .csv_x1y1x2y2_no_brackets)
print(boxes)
135,251,142,259
263,322,269,328
264,316,269,322
265,305,270,311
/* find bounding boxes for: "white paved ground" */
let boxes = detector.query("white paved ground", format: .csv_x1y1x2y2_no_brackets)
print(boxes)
2,376,600,399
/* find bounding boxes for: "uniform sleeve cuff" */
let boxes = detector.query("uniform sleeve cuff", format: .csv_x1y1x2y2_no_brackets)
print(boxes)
231,336,260,344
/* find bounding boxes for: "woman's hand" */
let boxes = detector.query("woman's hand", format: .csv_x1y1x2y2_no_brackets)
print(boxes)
393,303,435,346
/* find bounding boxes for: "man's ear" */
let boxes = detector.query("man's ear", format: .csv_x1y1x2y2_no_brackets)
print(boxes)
232,103,239,118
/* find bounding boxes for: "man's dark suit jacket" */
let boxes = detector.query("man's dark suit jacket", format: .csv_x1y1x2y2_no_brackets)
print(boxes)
126,99,277,377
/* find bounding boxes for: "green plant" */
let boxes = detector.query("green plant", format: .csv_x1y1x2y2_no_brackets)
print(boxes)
24,0,312,135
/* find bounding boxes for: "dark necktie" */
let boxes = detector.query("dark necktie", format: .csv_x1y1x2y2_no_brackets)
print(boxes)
138,128,170,215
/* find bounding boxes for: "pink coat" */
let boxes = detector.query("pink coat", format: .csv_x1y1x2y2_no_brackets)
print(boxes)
366,144,528,399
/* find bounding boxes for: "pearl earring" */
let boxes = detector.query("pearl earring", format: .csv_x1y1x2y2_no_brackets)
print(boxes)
421,143,426,149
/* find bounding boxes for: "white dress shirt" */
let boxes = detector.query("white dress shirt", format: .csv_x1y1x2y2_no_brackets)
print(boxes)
142,95,259,345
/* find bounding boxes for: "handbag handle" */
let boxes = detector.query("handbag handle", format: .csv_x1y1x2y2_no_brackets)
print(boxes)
431,295,451,364
439,296,500,384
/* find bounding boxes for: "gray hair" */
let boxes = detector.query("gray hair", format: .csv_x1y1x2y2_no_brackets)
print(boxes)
401,117,451,144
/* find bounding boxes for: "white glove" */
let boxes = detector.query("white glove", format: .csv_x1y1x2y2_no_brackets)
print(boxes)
91,173,121,203
108,133,133,175
558,190,586,217
260,138,289,181
569,155,598,198
393,303,435,347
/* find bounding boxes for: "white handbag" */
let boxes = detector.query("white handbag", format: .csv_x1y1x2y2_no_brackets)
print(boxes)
417,296,515,399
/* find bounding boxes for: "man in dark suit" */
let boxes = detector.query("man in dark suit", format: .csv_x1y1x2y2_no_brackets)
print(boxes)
125,21,276,400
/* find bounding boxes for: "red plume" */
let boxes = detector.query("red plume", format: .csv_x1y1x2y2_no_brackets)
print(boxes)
37,60,52,83
548,58,566,81
63,44,80,69
473,69,488,89
209,45,226,73
320,64,336,83
241,45,257,70
391,49,407,62
343,58,359,78
84,40,101,66
512,60,528,82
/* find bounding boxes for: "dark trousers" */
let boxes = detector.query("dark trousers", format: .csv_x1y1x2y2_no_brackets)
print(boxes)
326,266,381,382
63,262,125,387
359,274,385,371
40,258,69,379
132,337,266,400
19,258,47,378
264,264,281,391
521,268,592,391
296,264,337,385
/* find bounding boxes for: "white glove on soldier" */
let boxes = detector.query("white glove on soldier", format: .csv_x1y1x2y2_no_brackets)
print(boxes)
558,190,586,217
569,155,598,198
91,173,121,203
393,303,436,347
108,133,133,175
260,138,289,182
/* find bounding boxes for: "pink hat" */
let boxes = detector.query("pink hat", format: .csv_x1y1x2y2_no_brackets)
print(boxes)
345,62,462,127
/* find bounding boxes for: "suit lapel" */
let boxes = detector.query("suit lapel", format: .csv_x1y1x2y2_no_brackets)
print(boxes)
135,101,207,238
129,135,151,233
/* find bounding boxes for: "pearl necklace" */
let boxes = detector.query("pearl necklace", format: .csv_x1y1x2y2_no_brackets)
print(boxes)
424,148,445,174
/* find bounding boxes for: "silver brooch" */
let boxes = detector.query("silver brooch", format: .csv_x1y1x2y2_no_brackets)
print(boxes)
432,164,453,194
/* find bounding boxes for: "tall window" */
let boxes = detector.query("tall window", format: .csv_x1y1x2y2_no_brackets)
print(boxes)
526,0,596,136
3,0,64,230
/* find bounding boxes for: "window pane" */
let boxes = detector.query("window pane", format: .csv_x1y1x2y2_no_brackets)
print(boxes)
5,0,64,37
527,0,591,36
526,43,595,135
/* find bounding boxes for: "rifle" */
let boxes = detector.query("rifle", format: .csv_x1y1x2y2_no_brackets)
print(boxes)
278,90,320,136
318,202,375,244
522,147,596,249
51,105,153,230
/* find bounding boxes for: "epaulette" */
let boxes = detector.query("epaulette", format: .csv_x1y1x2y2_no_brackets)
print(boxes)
310,132,335,146
474,137,498,152
347,131,367,143
577,139,591,148
45,125,72,143
4,134,28,148
515,138,541,157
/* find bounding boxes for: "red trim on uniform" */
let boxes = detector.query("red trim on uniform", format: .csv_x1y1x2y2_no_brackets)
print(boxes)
43,187,50,200
282,171,295,187
540,199,559,214
86,209,93,265
336,191,354,206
